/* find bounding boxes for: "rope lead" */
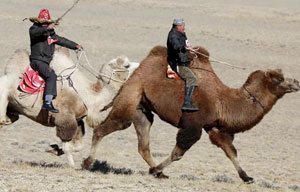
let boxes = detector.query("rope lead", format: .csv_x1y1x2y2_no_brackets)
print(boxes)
190,48,246,70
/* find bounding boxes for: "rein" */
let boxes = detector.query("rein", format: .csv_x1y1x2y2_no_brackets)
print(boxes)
243,85,264,110
189,48,246,70
76,50,129,84
57,50,129,84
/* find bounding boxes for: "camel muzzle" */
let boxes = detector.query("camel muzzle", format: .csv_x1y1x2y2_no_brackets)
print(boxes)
284,78,300,92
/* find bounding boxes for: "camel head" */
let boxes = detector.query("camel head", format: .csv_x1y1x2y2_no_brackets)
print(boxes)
264,69,300,96
99,56,139,89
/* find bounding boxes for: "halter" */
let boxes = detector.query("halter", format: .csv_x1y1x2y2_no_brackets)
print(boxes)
243,85,264,110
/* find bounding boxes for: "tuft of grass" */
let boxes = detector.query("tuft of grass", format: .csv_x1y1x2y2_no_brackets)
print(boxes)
212,174,235,184
289,185,300,191
12,159,64,168
151,152,169,157
26,161,64,168
257,180,281,190
180,174,199,181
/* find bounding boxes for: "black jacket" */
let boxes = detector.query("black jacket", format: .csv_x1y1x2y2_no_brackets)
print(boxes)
167,27,190,69
29,23,78,64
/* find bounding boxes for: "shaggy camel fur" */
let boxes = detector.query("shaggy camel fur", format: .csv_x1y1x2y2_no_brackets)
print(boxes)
0,48,135,166
83,45,300,183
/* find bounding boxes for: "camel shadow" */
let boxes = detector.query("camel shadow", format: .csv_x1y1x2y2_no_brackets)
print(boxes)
88,160,133,175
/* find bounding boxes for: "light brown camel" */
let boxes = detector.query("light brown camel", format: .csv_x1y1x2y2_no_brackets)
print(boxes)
83,45,300,183
0,48,136,166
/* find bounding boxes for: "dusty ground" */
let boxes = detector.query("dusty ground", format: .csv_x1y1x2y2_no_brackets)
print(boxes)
0,0,299,191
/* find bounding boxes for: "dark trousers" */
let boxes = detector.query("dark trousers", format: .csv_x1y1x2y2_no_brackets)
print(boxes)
30,59,57,97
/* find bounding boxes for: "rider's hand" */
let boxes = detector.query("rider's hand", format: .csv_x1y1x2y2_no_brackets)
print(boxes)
76,45,83,50
47,23,55,30
185,45,192,51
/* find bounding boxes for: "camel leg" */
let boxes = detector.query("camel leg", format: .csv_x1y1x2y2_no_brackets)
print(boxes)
72,120,85,152
150,127,202,178
47,120,85,156
53,115,80,166
208,127,254,183
83,81,143,170
132,108,156,168
62,141,75,167
0,80,9,127
82,118,133,169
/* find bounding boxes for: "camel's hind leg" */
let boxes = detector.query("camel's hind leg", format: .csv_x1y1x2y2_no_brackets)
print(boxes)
150,126,202,178
83,80,143,169
0,76,9,127
72,119,85,152
46,120,85,163
208,127,254,183
6,106,19,125
54,115,80,167
47,119,85,157
132,107,156,168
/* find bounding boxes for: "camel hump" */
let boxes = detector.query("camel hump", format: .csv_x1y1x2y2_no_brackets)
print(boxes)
5,49,30,74
191,46,210,61
10,49,29,60
147,45,168,57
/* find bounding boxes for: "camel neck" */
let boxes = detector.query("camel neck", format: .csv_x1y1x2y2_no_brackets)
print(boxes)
242,85,264,110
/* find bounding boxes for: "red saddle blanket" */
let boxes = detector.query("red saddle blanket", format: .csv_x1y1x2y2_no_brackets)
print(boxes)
19,65,45,93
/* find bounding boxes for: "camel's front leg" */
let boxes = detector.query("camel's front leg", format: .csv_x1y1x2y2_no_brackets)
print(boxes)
208,127,254,183
132,108,156,168
83,80,143,170
150,127,202,178
82,118,133,169
62,141,75,167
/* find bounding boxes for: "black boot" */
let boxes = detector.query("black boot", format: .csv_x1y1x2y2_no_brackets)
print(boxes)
42,102,59,113
182,86,199,112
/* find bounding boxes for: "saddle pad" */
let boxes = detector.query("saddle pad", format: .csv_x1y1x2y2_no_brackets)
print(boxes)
167,65,181,80
19,65,45,93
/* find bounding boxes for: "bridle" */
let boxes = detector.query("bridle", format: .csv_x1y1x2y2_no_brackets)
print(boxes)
243,85,264,110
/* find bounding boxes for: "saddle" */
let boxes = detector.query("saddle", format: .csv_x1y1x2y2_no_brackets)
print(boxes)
19,65,45,93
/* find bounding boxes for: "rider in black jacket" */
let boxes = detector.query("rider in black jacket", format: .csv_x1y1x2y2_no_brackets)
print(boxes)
167,18,198,111
29,9,82,113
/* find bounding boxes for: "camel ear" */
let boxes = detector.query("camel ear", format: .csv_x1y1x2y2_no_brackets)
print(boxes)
275,68,282,74
265,70,271,78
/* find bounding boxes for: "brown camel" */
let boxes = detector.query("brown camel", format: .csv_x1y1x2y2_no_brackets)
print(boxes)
83,45,300,183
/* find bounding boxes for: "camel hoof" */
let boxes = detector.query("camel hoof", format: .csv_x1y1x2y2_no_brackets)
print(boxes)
244,177,254,184
149,168,169,179
0,121,5,128
46,144,64,156
82,157,93,170
157,172,169,179
5,119,12,125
